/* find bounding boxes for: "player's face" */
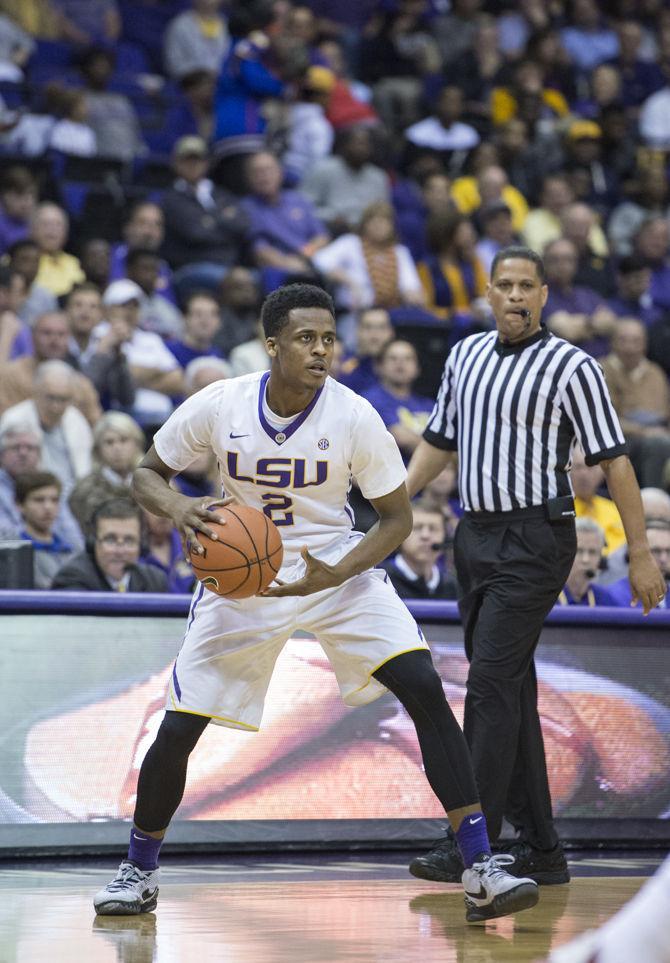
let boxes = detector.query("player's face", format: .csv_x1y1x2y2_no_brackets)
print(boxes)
267,308,337,392
487,258,548,344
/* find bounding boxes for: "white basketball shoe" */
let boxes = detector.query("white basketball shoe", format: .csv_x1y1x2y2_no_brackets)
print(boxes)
93,860,160,916
462,853,539,922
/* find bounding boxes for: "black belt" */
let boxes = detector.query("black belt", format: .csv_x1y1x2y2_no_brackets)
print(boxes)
464,496,575,523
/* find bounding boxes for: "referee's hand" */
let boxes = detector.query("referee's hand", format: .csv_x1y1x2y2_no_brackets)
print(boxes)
628,550,667,614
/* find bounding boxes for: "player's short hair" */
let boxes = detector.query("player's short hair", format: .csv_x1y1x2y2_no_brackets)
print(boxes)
261,283,335,338
14,470,61,503
491,245,545,282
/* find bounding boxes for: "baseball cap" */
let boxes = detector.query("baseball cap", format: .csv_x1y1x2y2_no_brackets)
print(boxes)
567,120,602,141
173,135,208,159
103,279,143,306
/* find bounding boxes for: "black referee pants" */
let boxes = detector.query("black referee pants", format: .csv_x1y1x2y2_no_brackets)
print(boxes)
454,509,576,851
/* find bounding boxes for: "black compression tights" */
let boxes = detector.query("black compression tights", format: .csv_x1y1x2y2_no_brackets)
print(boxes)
133,649,478,833
372,649,478,812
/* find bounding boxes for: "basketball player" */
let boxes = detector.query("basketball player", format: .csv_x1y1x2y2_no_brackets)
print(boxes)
93,284,538,923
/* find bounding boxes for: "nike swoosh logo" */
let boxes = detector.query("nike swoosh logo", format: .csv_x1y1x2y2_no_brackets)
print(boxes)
464,884,488,900
229,433,249,439
468,816,483,825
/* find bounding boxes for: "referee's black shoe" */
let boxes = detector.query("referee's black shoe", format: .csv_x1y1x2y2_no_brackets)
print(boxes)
409,834,464,883
505,840,570,885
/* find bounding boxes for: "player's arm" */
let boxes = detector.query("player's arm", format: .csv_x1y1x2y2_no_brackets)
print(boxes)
406,439,455,498
132,445,231,556
262,482,413,598
600,454,665,614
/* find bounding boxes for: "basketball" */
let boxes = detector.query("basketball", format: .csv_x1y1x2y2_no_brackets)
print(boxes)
190,505,283,598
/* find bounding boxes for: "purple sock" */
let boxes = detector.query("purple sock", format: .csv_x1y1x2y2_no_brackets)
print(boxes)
455,811,491,869
128,828,163,871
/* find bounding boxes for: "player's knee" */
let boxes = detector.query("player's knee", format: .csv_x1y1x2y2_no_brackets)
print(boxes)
411,658,448,712
155,711,208,758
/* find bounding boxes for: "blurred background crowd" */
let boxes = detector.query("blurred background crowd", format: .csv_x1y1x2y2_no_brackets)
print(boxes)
0,0,669,605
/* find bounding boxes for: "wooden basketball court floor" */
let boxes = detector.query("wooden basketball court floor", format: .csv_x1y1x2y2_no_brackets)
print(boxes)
0,851,662,963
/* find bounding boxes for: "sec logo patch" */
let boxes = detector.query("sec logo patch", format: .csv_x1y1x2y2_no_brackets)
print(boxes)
318,438,329,450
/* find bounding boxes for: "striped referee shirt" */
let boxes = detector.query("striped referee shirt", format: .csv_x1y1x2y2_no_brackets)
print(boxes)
424,326,627,513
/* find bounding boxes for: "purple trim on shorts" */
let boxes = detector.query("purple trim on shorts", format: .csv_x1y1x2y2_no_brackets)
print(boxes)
344,501,355,525
172,661,182,701
257,371,325,445
186,582,205,632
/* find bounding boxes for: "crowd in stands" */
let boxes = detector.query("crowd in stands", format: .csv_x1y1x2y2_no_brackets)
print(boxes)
0,0,669,606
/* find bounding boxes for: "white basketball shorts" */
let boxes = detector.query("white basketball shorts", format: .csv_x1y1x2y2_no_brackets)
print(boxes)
167,567,429,730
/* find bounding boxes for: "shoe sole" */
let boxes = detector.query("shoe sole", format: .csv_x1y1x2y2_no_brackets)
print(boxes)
94,893,158,916
466,881,539,923
408,858,462,884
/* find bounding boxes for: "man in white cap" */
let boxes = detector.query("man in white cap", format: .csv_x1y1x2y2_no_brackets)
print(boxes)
96,281,185,429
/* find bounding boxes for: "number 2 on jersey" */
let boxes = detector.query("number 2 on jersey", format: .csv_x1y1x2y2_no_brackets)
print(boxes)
261,493,294,526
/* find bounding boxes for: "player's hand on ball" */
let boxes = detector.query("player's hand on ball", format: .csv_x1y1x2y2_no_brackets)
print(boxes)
261,546,343,597
172,494,236,556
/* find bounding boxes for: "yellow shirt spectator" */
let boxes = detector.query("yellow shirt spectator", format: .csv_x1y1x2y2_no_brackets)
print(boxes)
36,252,85,297
451,175,529,233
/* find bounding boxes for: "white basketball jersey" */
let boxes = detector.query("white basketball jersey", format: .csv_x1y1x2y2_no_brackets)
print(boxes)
153,372,407,564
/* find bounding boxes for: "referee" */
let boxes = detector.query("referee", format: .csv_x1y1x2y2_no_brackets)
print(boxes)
406,245,665,886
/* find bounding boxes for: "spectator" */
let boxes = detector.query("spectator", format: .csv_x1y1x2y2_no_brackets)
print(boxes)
362,338,433,462
228,318,269,377
559,200,615,298
43,82,96,157
212,2,284,192
403,85,480,169
542,237,615,357
570,445,625,554
0,359,93,489
451,163,528,234
124,248,184,340
0,264,27,364
445,14,506,122
607,18,664,108
80,238,111,292
522,174,608,257
609,167,670,257
97,280,184,428
632,216,670,313
141,509,195,593
68,411,144,531
382,498,458,600
418,210,488,331
52,497,168,592
395,168,455,265
79,47,145,162
183,355,231,394
165,291,223,368
241,150,328,278
161,136,248,293
214,266,262,356
0,422,82,548
639,79,670,149
601,317,670,488
608,254,665,329
316,38,379,133
66,284,135,412
110,202,175,304
559,0,618,73
608,518,670,608
475,201,516,275
52,0,121,45
0,13,35,82
557,518,615,606
14,470,75,589
0,310,101,424
163,0,229,81
301,126,389,233
598,487,670,587
573,63,622,119
493,118,561,205
164,69,216,145
281,66,336,185
31,203,84,298
339,306,394,395
490,58,570,129
0,166,37,255
432,0,483,71
313,201,423,313
562,119,619,217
